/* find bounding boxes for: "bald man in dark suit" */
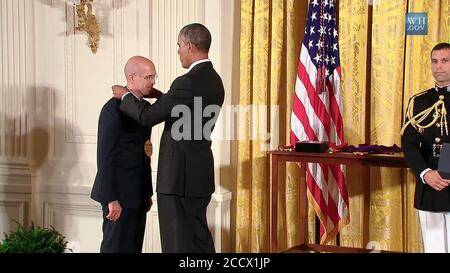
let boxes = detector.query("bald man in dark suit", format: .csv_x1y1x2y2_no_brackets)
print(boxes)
91,56,161,253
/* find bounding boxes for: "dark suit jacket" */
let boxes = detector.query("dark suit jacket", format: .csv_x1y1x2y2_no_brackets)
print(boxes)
401,87,450,211
91,98,153,208
120,62,225,197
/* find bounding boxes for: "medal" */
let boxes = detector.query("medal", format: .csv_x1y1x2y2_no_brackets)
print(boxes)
144,140,152,157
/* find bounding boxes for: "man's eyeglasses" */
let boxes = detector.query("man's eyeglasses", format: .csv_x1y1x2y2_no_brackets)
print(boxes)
135,73,158,81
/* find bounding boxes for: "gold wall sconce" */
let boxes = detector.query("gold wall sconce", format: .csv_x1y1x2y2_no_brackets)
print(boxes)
72,0,101,53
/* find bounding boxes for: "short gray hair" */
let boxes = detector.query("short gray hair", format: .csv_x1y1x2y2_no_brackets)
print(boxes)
179,23,211,52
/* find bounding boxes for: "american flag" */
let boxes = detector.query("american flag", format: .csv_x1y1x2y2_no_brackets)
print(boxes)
290,0,349,244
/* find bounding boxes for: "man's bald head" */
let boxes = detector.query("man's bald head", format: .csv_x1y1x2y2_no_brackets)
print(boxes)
124,56,157,97
124,56,155,78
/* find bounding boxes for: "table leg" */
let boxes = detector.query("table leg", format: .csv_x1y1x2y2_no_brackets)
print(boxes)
271,155,279,253
363,166,370,247
299,162,307,244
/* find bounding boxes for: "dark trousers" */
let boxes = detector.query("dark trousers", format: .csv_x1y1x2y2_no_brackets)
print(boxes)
157,193,215,253
100,204,147,253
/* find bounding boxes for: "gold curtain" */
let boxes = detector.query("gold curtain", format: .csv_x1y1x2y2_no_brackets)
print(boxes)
338,0,369,248
236,0,308,252
236,0,449,252
368,0,408,252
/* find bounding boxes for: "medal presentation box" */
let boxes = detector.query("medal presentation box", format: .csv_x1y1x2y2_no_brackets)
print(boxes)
295,141,329,153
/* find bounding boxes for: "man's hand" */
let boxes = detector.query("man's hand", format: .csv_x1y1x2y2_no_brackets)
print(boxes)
424,170,450,191
112,85,129,99
144,88,163,99
106,200,122,221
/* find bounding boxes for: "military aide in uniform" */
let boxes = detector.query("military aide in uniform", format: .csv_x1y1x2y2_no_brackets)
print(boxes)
401,42,450,253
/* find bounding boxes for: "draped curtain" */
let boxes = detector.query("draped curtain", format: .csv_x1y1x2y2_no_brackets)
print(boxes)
236,0,449,252
236,0,308,252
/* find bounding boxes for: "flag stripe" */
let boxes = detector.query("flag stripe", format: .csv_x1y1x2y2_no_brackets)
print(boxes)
306,166,340,224
330,164,349,204
298,60,331,139
294,73,326,139
292,92,318,141
327,79,344,143
297,46,332,141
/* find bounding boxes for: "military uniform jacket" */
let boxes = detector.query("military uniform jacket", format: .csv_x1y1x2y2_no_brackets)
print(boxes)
401,87,450,211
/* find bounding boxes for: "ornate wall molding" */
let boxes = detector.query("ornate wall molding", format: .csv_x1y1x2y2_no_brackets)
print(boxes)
0,200,28,224
209,191,232,252
64,0,125,144
0,199,30,239
0,0,31,159
6,0,237,253
43,199,102,252
0,2,33,236
0,161,31,194
37,182,231,252
151,0,204,93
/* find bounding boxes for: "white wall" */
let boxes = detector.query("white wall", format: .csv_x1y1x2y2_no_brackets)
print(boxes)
0,0,239,253
0,0,34,242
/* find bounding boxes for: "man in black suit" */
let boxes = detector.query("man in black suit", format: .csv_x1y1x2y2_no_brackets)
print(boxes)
401,42,450,252
91,56,161,253
112,23,224,253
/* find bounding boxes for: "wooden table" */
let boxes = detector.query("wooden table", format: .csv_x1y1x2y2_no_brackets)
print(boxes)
268,150,407,252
